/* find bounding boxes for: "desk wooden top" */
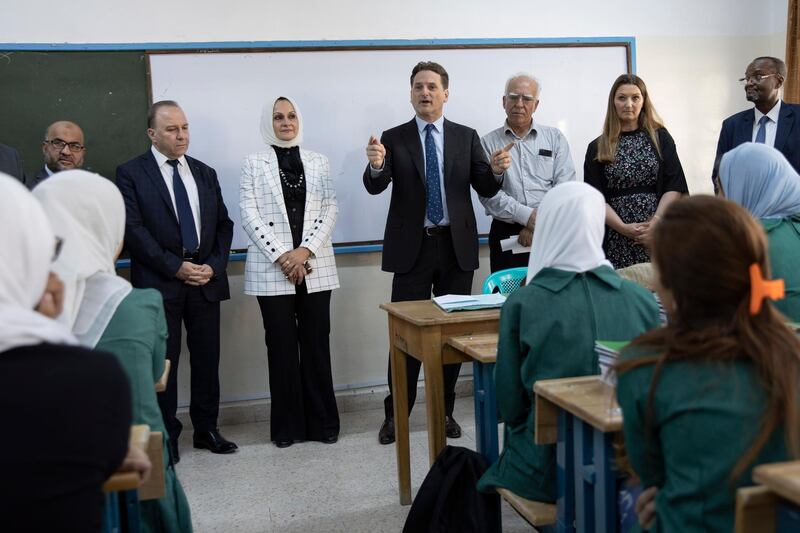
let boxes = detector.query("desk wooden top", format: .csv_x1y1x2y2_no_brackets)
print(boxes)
380,300,500,327
753,460,800,506
534,376,621,433
446,334,498,364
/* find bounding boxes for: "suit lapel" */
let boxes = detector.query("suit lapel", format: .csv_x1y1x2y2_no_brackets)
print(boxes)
775,101,794,152
443,119,456,188
265,149,290,222
735,110,755,146
143,151,178,224
402,118,426,184
186,155,209,241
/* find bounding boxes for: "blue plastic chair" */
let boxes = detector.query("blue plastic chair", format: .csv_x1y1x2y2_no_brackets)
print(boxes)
482,267,528,295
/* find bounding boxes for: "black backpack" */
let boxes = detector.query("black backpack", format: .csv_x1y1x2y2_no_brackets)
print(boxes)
403,445,501,533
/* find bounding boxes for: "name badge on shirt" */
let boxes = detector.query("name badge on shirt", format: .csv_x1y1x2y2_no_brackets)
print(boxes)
539,149,553,157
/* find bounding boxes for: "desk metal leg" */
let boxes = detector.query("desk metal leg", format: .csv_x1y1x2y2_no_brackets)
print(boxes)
472,361,499,463
121,489,141,532
103,492,121,533
574,418,596,533
557,410,576,533
390,336,412,505
594,430,617,533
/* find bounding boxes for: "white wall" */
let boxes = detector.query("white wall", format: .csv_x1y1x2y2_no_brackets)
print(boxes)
4,0,789,404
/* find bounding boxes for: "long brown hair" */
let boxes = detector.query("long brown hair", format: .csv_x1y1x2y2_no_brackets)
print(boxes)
617,195,800,480
596,74,664,163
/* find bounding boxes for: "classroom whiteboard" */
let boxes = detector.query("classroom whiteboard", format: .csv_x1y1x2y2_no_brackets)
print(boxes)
149,44,629,249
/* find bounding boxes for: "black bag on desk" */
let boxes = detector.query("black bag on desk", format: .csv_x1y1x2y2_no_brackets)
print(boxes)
403,445,500,533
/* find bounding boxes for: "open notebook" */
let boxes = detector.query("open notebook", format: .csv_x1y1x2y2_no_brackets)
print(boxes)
432,293,507,313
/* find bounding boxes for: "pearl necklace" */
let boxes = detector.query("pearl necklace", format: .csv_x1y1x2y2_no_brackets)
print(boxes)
279,167,304,189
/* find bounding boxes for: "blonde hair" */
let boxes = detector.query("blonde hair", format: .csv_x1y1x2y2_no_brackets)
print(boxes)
596,74,664,163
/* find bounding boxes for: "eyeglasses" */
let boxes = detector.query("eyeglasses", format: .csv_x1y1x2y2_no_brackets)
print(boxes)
52,236,64,262
506,93,536,103
738,74,778,85
44,138,85,152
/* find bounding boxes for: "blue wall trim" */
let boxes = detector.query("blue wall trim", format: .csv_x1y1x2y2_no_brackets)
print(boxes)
1,36,635,51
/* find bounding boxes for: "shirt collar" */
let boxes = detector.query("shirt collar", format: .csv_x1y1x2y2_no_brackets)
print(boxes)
529,265,622,293
415,115,445,134
755,100,782,124
44,165,54,177
503,119,537,140
151,145,187,168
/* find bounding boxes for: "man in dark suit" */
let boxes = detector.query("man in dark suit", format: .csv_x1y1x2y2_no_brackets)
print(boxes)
0,142,25,182
714,56,800,186
364,61,513,444
117,100,236,461
28,121,86,189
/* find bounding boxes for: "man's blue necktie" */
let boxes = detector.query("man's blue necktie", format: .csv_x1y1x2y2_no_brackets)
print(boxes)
424,123,444,225
167,159,199,252
755,115,769,144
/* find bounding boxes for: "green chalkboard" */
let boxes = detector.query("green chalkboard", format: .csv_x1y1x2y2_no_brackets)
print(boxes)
0,51,151,181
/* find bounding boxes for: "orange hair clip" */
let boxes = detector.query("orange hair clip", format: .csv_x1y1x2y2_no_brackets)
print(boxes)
749,263,785,315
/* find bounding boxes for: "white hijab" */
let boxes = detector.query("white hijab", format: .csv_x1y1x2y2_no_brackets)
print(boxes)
33,170,132,347
527,181,612,282
260,95,304,148
0,173,77,353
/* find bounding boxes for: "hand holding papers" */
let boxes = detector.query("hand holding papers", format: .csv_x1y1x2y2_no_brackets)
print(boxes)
500,235,531,255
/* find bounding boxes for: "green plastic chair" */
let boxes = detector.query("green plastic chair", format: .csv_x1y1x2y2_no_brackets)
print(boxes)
482,267,528,295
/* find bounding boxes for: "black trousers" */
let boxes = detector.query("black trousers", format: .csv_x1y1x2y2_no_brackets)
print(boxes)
158,285,221,442
257,284,340,442
488,219,530,273
384,229,474,419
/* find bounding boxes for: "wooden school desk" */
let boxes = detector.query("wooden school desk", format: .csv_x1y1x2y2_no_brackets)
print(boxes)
379,300,500,505
752,461,800,531
534,376,622,533
443,333,500,463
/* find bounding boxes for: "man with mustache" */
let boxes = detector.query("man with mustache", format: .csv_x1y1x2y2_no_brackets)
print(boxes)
714,56,800,184
479,73,576,272
364,61,512,445
28,121,85,189
116,100,237,463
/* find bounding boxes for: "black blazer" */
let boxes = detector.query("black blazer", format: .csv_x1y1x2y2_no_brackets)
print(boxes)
0,142,24,182
363,118,501,273
116,150,233,302
714,101,800,182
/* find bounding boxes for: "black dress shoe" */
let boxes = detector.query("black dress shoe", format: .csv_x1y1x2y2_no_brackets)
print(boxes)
445,415,462,439
378,418,395,445
169,439,180,464
274,439,293,448
193,429,238,454
321,435,338,444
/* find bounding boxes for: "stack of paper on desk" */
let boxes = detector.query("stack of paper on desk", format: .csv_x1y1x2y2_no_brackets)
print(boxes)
595,340,629,386
433,293,507,312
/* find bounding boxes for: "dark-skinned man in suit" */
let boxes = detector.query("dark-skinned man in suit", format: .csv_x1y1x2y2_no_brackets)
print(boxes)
364,61,513,444
116,101,236,462
714,56,800,187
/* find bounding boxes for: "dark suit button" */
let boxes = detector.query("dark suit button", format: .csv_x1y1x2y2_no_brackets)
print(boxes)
269,222,274,226
271,248,276,252
292,224,297,229
314,226,318,229
266,241,270,245
304,238,309,242
255,227,259,230
261,235,265,239
291,208,296,212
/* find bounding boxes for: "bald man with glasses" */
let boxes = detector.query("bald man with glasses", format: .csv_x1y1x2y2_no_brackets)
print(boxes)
479,73,576,272
28,121,86,189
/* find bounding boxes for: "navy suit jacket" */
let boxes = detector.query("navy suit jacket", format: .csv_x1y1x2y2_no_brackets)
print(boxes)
116,150,233,302
714,101,800,182
363,117,501,273
0,142,24,183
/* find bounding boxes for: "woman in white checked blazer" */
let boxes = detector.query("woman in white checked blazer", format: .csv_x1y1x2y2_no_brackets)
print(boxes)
240,95,340,448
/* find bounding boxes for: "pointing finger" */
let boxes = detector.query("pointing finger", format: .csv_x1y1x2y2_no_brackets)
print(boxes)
369,135,380,145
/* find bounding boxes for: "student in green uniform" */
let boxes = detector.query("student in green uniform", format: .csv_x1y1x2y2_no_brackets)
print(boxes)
478,181,660,502
34,171,193,533
719,142,800,322
617,195,800,532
